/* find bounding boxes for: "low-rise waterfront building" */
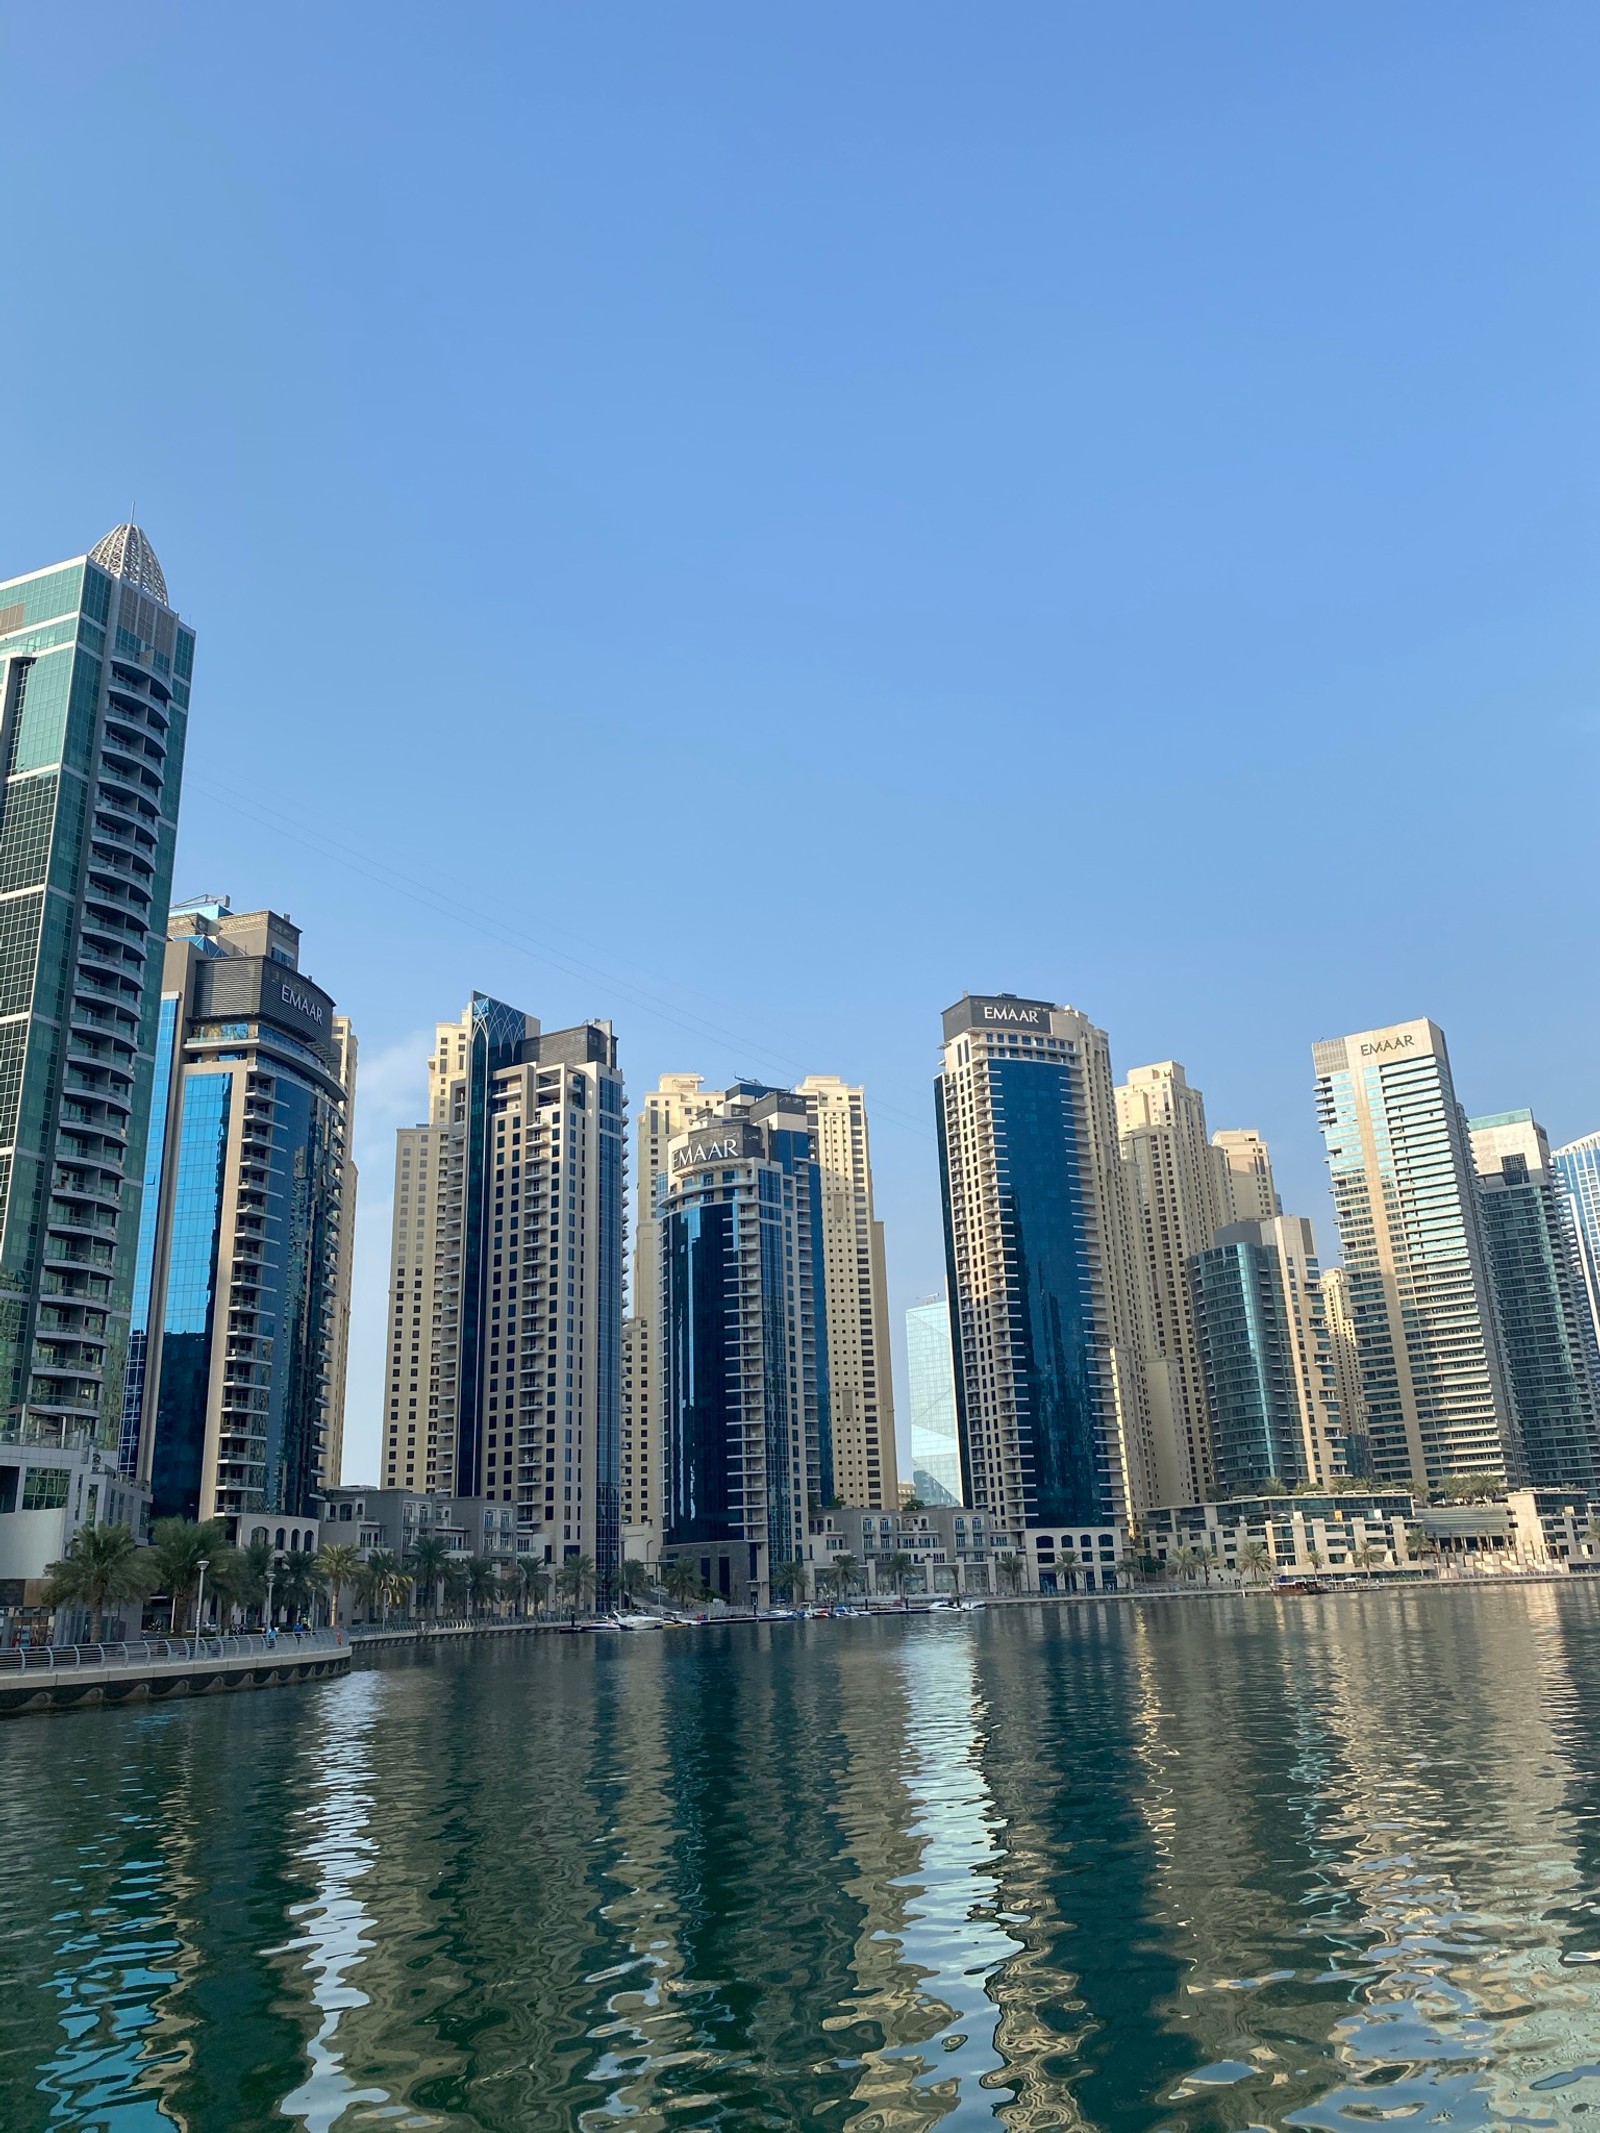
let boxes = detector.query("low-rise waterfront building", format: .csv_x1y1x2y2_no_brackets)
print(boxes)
0,1438,149,1641
318,1483,517,1563
1416,1489,1596,1571
1142,1492,1417,1578
805,1503,1127,1595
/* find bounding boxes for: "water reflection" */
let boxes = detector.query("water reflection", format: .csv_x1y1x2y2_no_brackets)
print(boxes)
5,1591,1600,2129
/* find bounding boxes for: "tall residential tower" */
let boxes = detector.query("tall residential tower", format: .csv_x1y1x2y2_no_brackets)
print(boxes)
124,900,354,1531
936,994,1155,1534
796,1076,898,1509
0,526,192,1468
383,995,625,1586
1115,1061,1228,1505
1313,1018,1519,1490
660,1087,831,1604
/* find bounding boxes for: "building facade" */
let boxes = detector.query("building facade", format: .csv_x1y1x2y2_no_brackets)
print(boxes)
1553,1132,1600,1392
1143,1491,1416,1579
1211,1129,1279,1224
1470,1111,1600,1491
1313,1018,1520,1490
382,996,625,1589
905,1296,962,1504
1320,1265,1369,1476
660,1089,831,1605
936,993,1156,1534
0,525,192,1467
1116,1060,1229,1505
796,1076,898,1509
124,900,355,1530
627,1075,721,1539
1190,1216,1344,1496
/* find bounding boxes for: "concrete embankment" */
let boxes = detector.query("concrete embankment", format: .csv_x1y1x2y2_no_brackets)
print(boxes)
0,1632,351,1718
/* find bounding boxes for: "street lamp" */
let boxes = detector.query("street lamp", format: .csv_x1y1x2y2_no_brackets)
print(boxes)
194,1560,208,1642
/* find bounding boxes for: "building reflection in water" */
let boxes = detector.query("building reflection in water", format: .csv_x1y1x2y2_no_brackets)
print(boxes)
274,1666,391,2132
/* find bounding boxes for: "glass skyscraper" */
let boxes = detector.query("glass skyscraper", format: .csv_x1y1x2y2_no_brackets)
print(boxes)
1554,1132,1600,1390
905,1297,962,1505
0,526,192,1458
1190,1216,1344,1497
1313,1018,1520,1490
936,994,1155,1534
1470,1112,1600,1492
123,901,355,1530
661,1086,831,1605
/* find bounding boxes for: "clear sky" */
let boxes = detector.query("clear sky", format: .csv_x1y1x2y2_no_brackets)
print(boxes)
3,4,1596,1488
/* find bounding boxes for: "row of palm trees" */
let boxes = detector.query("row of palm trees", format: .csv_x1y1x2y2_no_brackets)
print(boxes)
1166,1539,1390,1584
42,1521,636,1645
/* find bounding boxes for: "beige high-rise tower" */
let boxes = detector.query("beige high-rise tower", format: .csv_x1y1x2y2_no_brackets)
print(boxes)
797,1077,899,1509
626,1075,722,1537
1211,1129,1278,1225
1320,1265,1368,1475
382,995,626,1584
1116,1062,1228,1506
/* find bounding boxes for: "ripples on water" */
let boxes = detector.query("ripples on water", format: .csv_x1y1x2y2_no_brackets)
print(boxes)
6,1586,1600,2129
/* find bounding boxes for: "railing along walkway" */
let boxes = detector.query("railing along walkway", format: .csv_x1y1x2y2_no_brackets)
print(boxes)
0,1629,347,1674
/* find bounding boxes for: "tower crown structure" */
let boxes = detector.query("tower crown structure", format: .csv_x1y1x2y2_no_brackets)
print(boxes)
88,525,168,605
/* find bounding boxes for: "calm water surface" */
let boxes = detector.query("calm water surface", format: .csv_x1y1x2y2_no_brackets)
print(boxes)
6,1587,1600,2130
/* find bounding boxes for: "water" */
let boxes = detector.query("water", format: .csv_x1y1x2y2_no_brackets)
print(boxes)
6,1587,1600,2130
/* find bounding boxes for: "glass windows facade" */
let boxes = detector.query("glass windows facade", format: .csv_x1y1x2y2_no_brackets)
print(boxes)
1191,1237,1308,1494
150,1071,232,1519
0,532,189,1456
906,1297,962,1505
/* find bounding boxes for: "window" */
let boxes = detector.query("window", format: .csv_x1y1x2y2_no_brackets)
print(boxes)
22,1468,69,1510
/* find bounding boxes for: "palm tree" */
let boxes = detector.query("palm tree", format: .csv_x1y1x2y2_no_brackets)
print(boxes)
828,1553,862,1603
1238,1539,1272,1586
770,1558,808,1605
996,1551,1027,1596
880,1550,916,1607
1305,1546,1325,1577
1056,1548,1079,1593
662,1558,705,1612
1351,1542,1383,1582
43,1523,151,1645
357,1547,407,1627
511,1559,551,1620
617,1557,653,1609
149,1517,232,1633
555,1554,595,1623
464,1555,501,1619
1172,1545,1199,1585
317,1542,362,1627
229,1536,275,1626
274,1549,327,1627
407,1533,453,1622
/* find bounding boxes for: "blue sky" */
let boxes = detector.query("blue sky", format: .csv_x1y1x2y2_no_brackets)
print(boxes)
3,4,1596,1485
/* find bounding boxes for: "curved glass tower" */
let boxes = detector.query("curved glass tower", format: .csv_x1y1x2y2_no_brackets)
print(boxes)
0,526,192,1456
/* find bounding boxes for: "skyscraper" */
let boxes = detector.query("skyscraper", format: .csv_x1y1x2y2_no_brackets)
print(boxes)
1553,1132,1600,1385
905,1297,961,1505
1313,1018,1520,1489
627,1075,721,1538
1190,1216,1344,1497
796,1076,898,1509
936,994,1155,1533
0,525,193,1471
1211,1129,1279,1224
1320,1264,1369,1476
124,900,354,1530
1469,1111,1600,1491
383,996,625,1586
661,1086,830,1603
1116,1060,1228,1505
